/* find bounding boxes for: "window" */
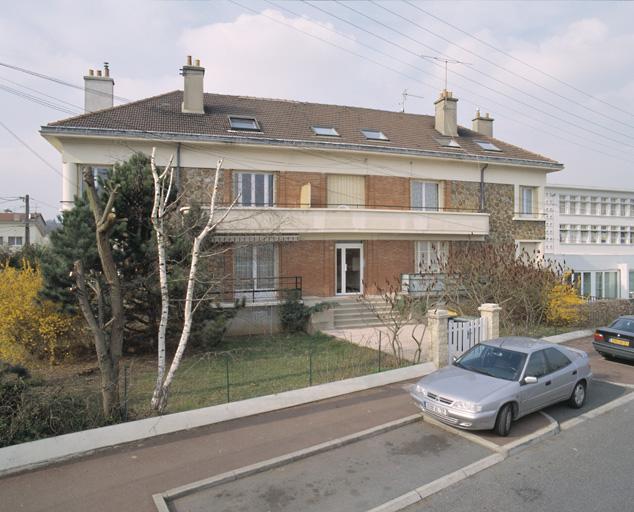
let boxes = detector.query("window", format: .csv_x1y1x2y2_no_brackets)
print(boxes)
600,226,609,244
604,271,619,298
544,348,571,372
582,271,592,297
415,241,447,272
362,129,388,141
436,137,461,148
596,272,603,298
525,350,549,378
327,174,365,208
580,225,589,243
590,225,599,243
519,186,537,216
580,196,589,215
601,197,609,216
8,236,22,246
559,195,567,214
0,236,3,245
591,196,599,215
559,226,568,243
611,197,619,216
628,270,634,298
610,317,634,333
228,116,260,131
475,140,501,151
311,126,339,137
569,195,578,215
411,181,439,211
234,244,276,298
621,198,628,216
233,172,274,207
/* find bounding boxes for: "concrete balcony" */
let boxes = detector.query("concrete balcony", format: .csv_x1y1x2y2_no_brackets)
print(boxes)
215,207,489,240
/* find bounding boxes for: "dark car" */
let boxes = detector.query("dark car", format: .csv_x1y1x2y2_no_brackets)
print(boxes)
593,315,634,361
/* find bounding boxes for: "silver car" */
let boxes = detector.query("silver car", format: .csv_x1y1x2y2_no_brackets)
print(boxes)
410,337,592,436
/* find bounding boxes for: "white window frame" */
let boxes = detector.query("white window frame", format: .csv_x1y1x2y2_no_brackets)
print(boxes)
415,241,448,273
233,172,275,208
411,180,441,211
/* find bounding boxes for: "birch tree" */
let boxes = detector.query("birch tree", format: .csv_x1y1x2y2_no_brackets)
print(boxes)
150,148,238,412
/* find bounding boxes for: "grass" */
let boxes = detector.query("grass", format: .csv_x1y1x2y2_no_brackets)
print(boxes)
31,332,406,418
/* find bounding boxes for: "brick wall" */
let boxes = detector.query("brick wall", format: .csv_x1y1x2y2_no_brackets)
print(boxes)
366,176,410,209
364,240,414,294
277,171,327,207
279,240,335,297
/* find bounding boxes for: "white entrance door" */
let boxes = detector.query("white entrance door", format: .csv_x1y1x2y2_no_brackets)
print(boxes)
336,243,363,295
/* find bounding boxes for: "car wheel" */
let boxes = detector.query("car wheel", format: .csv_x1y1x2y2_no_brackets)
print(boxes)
568,381,586,409
494,404,513,437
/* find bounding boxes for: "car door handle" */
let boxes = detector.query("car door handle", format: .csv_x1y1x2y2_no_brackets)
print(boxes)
545,381,551,386
572,370,577,376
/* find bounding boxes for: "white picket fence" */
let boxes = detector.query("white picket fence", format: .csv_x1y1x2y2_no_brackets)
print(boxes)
448,317,488,363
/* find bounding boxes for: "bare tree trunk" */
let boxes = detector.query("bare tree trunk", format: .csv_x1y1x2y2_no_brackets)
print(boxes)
149,149,174,409
152,156,235,412
73,169,125,418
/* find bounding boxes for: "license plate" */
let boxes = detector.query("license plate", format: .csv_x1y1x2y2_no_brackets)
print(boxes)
424,401,447,416
610,337,630,347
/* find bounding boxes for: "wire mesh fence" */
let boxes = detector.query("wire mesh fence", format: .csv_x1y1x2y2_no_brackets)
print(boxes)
123,342,412,414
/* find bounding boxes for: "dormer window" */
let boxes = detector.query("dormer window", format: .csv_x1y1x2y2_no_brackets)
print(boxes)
229,116,260,131
436,138,461,148
311,126,339,137
475,140,501,152
361,129,388,141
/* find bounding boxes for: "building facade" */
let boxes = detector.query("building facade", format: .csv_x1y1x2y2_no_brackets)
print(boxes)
42,58,562,302
545,184,634,299
0,212,48,249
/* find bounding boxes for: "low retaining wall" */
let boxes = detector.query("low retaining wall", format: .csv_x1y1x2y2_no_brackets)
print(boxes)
0,362,435,477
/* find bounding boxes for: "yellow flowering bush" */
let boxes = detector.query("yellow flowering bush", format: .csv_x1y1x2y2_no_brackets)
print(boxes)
546,282,585,326
0,262,81,364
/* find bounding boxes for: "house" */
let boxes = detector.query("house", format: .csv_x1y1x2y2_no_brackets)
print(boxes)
40,57,562,331
0,211,48,249
544,184,634,299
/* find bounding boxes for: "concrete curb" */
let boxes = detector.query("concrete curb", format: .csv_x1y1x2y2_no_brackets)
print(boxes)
541,329,593,344
153,414,423,510
0,362,435,477
560,389,634,431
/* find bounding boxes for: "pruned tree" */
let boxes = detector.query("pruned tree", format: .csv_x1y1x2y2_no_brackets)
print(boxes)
71,168,125,418
358,280,434,364
150,149,239,412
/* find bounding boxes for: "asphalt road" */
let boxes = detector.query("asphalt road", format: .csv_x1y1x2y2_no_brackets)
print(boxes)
406,402,634,512
170,421,491,512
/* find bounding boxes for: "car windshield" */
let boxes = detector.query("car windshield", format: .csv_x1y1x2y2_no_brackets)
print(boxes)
455,344,527,381
610,318,634,333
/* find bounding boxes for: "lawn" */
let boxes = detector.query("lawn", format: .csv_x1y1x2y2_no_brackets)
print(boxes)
32,332,407,418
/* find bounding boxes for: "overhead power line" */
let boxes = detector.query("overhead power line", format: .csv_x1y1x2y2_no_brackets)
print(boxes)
404,0,634,121
0,120,63,178
333,0,634,149
0,60,130,103
373,0,634,132
0,83,79,116
0,75,84,112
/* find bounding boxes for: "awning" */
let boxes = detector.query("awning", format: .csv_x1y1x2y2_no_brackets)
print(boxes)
210,234,300,243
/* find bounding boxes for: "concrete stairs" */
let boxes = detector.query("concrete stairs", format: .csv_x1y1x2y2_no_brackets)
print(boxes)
333,299,391,329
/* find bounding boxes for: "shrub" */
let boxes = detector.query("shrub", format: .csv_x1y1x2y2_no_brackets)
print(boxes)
0,262,85,364
546,282,585,326
280,296,334,333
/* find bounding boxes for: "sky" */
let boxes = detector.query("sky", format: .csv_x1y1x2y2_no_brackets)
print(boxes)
1,0,634,219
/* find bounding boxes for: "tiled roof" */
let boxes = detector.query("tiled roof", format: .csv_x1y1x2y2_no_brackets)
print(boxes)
46,91,560,167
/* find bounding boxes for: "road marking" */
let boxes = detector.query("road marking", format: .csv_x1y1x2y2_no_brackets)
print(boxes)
560,390,634,431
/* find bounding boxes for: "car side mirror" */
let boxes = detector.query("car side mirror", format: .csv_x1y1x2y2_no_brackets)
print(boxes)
451,356,458,364
524,376,538,385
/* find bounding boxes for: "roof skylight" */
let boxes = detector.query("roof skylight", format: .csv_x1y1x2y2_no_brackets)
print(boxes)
436,138,461,149
311,126,340,137
361,129,389,141
229,116,260,131
475,140,502,152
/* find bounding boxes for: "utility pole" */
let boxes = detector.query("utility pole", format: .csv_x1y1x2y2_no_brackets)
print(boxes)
22,194,30,247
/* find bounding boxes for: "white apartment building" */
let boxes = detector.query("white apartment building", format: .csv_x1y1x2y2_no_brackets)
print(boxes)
0,212,48,249
545,184,634,299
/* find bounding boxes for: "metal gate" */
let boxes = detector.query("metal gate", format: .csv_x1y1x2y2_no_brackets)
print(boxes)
448,317,488,363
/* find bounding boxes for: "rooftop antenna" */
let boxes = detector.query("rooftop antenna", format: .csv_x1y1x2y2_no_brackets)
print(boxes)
420,55,472,90
399,89,424,113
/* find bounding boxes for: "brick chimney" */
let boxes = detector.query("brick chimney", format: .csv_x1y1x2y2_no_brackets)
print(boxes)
84,63,114,113
472,109,494,137
181,56,205,114
434,89,458,137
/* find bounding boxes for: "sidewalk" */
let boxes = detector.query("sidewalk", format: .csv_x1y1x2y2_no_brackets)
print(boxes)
0,380,421,512
325,324,429,363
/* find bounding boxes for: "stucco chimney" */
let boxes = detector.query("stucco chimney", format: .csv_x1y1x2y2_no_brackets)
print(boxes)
472,109,494,137
84,63,114,113
181,56,205,114
434,89,458,137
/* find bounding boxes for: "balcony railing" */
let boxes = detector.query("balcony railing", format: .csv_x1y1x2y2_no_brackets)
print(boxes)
207,276,303,304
